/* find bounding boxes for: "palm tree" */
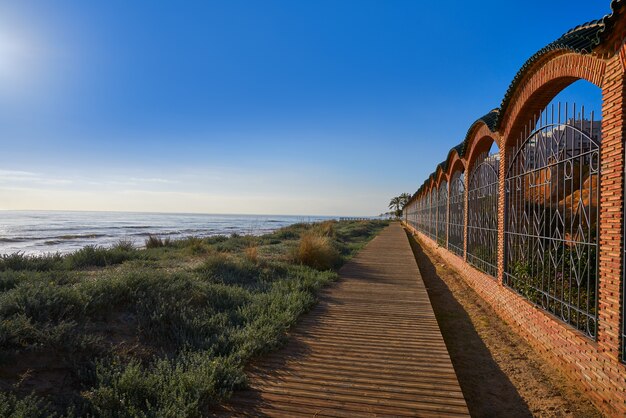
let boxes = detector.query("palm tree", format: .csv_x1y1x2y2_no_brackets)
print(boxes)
388,196,403,218
388,196,401,213
388,193,412,218
399,193,411,208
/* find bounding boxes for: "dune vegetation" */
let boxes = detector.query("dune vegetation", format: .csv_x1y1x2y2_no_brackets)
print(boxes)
0,219,388,417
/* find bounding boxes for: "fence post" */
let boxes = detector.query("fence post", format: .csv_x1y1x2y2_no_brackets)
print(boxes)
446,179,452,250
497,140,506,286
597,50,626,358
463,170,469,261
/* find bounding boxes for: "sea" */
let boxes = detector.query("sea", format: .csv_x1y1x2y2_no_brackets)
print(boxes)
0,211,337,255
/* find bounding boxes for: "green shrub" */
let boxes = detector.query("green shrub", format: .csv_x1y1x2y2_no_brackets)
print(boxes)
212,235,256,253
204,235,228,245
0,392,52,418
0,280,86,323
113,239,135,252
89,353,245,418
0,252,64,272
133,274,251,351
67,245,138,269
196,254,263,288
270,222,311,240
179,237,211,255
0,272,23,292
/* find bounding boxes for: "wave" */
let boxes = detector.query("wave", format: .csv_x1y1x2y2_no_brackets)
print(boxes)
130,230,183,237
52,234,109,240
43,240,65,246
0,237,31,243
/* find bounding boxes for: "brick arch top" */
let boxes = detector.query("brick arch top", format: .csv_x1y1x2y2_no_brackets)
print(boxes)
465,133,499,176
427,175,436,193
459,110,499,155
435,167,448,188
446,153,465,181
499,52,606,145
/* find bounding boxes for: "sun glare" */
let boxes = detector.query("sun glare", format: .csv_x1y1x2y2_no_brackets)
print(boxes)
0,26,46,99
0,32,24,81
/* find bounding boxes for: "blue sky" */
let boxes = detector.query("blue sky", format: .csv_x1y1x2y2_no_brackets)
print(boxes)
0,1,610,216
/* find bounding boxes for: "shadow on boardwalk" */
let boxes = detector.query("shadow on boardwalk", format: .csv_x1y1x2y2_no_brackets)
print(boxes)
405,231,532,417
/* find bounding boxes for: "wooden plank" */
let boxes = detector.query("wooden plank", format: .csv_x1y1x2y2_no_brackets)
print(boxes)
220,223,470,417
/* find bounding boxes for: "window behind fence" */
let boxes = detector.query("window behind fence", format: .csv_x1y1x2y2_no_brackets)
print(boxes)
467,148,500,277
504,102,600,339
448,171,465,257
427,190,436,240
437,181,448,246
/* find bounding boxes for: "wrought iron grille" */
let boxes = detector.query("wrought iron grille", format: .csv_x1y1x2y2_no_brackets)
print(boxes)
414,198,420,231
410,200,417,230
419,196,428,234
504,103,599,339
402,203,413,226
427,190,437,240
448,171,465,257
467,150,500,277
436,181,448,246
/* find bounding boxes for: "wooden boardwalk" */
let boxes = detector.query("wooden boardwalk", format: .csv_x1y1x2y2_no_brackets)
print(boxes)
221,223,469,417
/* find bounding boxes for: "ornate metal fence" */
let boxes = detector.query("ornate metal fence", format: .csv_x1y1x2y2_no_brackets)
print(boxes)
436,181,448,246
427,189,436,240
448,171,465,257
504,103,599,339
467,150,500,277
406,200,416,230
417,196,427,234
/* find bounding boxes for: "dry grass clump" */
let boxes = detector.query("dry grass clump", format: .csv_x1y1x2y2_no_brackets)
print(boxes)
314,220,336,237
244,246,258,264
182,236,212,255
294,232,341,270
145,235,171,249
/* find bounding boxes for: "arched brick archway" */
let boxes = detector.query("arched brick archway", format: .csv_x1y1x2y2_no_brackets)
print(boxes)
435,167,448,189
446,154,466,257
462,121,501,175
495,47,624,357
446,152,465,178
499,52,606,148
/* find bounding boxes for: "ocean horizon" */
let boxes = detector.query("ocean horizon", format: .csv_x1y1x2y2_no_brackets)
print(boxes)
0,210,355,255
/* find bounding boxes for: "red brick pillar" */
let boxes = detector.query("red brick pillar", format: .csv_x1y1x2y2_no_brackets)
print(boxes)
497,141,507,286
597,51,626,357
446,179,451,250
463,168,469,262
